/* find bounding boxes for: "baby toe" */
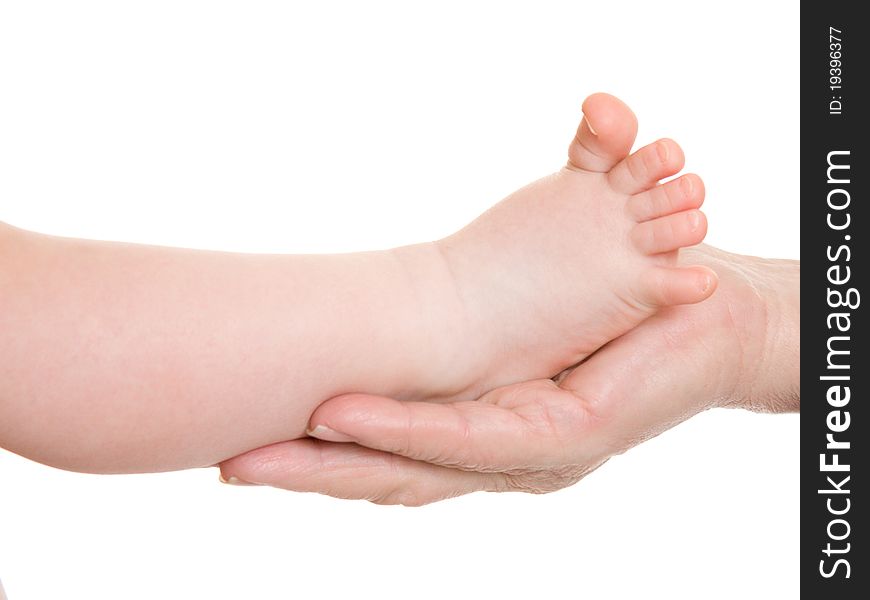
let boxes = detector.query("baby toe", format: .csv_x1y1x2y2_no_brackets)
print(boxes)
631,209,707,255
567,93,639,173
636,265,718,307
608,138,685,195
627,174,705,222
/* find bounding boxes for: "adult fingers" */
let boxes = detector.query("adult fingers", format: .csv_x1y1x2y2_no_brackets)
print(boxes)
218,438,506,506
305,379,600,471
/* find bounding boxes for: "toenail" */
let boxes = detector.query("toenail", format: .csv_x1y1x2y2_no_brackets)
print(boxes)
700,273,714,293
583,114,598,136
656,140,670,163
680,175,693,197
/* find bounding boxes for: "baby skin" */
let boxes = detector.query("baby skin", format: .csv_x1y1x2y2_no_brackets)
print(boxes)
0,93,715,474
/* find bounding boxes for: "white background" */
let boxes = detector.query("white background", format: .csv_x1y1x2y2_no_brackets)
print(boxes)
0,1,799,599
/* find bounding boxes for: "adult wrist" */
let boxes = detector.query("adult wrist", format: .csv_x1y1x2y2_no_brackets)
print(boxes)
737,256,801,413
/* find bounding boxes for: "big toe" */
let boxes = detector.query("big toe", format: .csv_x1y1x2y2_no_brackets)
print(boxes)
567,92,638,173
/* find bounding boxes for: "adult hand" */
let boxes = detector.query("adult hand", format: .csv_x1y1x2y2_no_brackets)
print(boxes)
219,245,799,505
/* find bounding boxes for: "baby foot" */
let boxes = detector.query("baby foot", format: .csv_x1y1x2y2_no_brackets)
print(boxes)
437,93,717,397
